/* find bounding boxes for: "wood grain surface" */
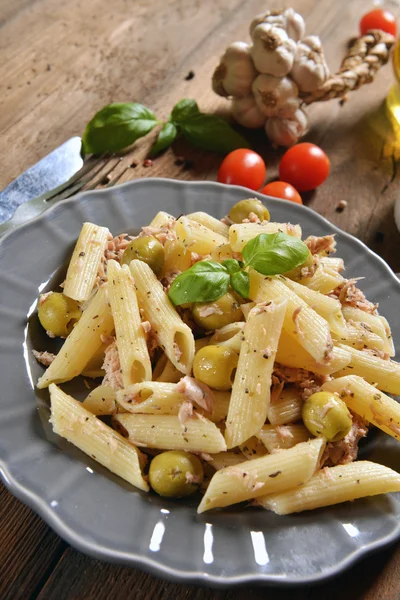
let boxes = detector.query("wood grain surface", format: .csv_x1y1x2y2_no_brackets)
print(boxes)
1,0,400,598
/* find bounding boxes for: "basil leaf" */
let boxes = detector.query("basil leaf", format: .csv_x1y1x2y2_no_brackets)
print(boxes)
148,122,178,157
243,233,310,276
222,258,241,274
82,102,158,155
171,98,200,122
168,261,229,305
230,271,250,299
179,114,251,154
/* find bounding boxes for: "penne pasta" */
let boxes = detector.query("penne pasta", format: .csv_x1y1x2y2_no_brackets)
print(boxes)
319,257,344,274
249,270,333,364
208,451,246,471
152,353,182,383
239,436,269,459
225,299,287,448
63,222,109,302
332,322,385,352
162,238,192,275
117,382,185,414
82,385,117,415
258,461,400,514
210,242,237,262
175,216,226,254
114,413,227,453
229,222,302,252
322,375,400,441
342,306,394,356
148,211,175,229
186,211,229,237
108,261,152,387
335,344,400,394
37,285,114,389
129,260,195,374
197,438,325,513
301,264,344,294
268,386,303,426
257,424,311,453
49,384,149,491
209,322,245,353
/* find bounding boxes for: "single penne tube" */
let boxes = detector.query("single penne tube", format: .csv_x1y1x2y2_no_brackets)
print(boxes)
117,382,185,414
152,353,182,383
332,322,385,352
322,375,400,441
175,216,226,254
225,299,287,449
197,437,325,513
319,257,345,274
49,384,149,491
208,391,231,423
240,303,256,321
258,461,400,514
378,315,395,356
335,344,400,394
108,261,152,387
37,285,114,389
82,385,117,415
342,306,394,356
275,330,351,375
148,211,175,229
114,414,227,453
208,451,246,471
239,436,269,459
281,276,347,336
81,343,107,378
209,322,245,353
162,238,192,275
257,424,311,453
229,222,302,252
249,270,333,364
63,222,109,302
186,211,229,238
301,264,344,294
129,260,195,374
268,386,303,426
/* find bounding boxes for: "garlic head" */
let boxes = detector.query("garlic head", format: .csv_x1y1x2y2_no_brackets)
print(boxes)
265,108,309,147
252,74,300,118
212,42,257,98
251,24,297,77
231,96,266,129
291,35,330,93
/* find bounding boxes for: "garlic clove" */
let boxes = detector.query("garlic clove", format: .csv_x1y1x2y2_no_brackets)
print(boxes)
251,24,297,77
283,8,306,41
252,73,300,119
231,96,266,129
265,108,309,147
250,10,287,38
212,42,258,98
291,35,330,93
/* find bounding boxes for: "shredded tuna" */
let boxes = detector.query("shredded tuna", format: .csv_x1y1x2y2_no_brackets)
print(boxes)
105,234,133,262
270,381,285,404
173,342,183,362
161,271,180,293
46,330,56,339
39,291,53,305
185,472,202,484
102,340,123,390
300,255,320,279
361,348,390,360
197,305,224,318
321,413,368,467
176,376,215,413
273,364,326,401
100,334,114,346
305,235,336,256
242,211,262,224
178,400,194,424
141,321,152,335
275,425,294,441
32,350,57,366
330,279,378,314
190,252,212,266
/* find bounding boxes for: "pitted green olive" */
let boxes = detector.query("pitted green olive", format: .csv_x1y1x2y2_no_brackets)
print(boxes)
121,236,164,275
149,450,204,498
228,199,270,224
193,345,238,390
302,391,352,442
38,292,82,337
192,292,243,331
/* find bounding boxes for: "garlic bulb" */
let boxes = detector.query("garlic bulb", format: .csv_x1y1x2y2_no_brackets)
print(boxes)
291,36,330,93
212,42,257,98
250,8,305,41
265,108,309,146
251,24,297,77
231,96,266,128
252,74,300,118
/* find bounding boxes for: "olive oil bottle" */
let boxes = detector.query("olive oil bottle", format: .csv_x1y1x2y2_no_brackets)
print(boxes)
386,38,400,124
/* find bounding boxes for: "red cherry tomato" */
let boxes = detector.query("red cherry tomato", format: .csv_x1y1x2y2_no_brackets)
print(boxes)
261,181,303,204
360,9,397,37
279,143,330,192
217,149,266,190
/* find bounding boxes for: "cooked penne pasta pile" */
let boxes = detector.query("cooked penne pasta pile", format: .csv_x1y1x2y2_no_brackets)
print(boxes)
33,198,400,514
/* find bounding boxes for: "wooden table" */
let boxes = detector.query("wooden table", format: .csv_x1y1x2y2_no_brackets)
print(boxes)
1,0,400,598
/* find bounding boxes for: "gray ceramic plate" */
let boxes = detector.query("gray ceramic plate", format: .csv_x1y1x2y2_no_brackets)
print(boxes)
1,179,400,587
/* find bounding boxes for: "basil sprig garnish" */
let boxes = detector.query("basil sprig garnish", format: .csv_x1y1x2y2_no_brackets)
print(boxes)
82,98,250,157
168,233,309,306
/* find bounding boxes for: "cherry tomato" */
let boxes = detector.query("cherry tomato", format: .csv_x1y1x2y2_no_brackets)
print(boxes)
261,181,303,204
279,143,330,192
360,9,397,37
217,149,266,190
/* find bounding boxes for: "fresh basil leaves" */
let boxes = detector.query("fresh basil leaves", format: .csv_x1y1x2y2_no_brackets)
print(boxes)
82,98,250,157
168,233,309,306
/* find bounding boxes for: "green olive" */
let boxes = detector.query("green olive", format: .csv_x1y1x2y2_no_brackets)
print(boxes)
302,391,352,442
192,292,243,331
149,450,204,498
228,199,270,224
38,292,82,337
193,345,238,390
121,236,164,275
